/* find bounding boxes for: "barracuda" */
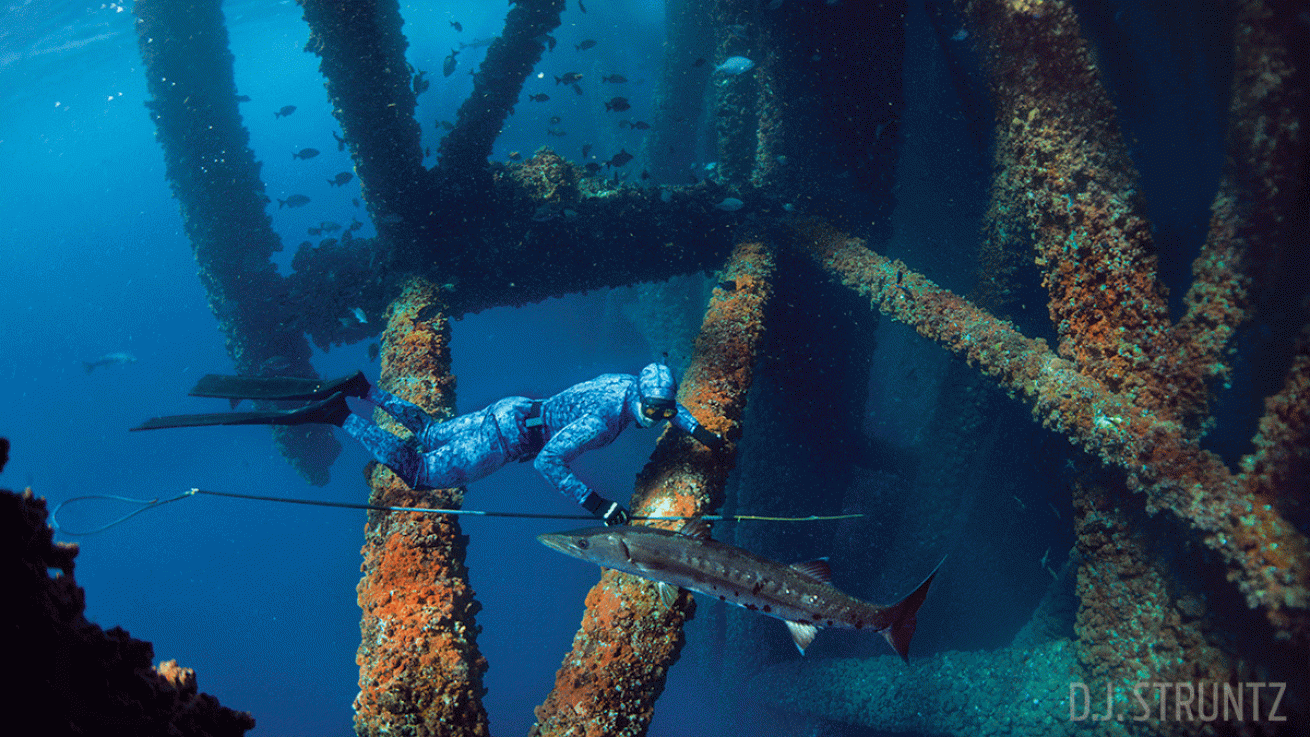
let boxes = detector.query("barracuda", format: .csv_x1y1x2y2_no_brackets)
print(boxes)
538,520,941,659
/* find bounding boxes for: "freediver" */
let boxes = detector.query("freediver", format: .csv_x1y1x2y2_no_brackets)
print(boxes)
132,363,725,525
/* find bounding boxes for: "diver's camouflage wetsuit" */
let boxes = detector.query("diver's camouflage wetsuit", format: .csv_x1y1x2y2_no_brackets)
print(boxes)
340,364,717,524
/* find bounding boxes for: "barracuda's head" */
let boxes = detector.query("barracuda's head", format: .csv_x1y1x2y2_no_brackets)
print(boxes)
537,527,635,569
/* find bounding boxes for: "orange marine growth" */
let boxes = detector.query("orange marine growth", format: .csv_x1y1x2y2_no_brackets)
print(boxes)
354,278,490,737
533,241,775,736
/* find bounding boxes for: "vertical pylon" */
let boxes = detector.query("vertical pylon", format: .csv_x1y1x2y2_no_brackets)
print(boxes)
354,279,490,737
533,240,775,736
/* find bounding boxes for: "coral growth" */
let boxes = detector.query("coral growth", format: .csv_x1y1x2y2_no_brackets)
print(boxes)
2,463,254,736
353,280,490,737
533,241,775,736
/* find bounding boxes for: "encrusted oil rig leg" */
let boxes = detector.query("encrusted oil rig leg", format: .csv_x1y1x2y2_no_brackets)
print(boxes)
793,217,1310,640
437,0,565,174
299,0,426,250
532,240,775,737
354,279,489,737
134,0,341,486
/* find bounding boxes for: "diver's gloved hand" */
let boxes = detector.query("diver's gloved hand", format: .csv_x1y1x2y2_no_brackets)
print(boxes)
691,425,726,451
582,492,630,526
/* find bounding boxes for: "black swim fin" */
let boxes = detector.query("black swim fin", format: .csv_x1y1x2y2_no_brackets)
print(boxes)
131,392,350,431
188,370,367,401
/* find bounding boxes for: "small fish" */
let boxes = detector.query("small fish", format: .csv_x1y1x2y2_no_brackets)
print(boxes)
278,194,311,208
331,130,347,151
235,94,251,102
293,148,320,160
571,83,583,96
538,520,941,658
693,57,706,68
542,34,557,51
578,0,586,12
438,119,455,131
549,115,562,124
604,97,630,112
529,93,550,102
81,351,137,373
547,128,567,137
716,56,755,75
412,70,429,95
443,49,459,77
583,162,602,175
581,143,592,159
450,20,463,32
641,169,650,180
274,105,297,118
606,149,633,168
630,120,651,130
716,197,744,212
319,221,342,233
601,74,627,83
352,307,368,324
555,72,583,85
368,343,380,362
576,39,596,51
508,151,522,161
328,172,354,187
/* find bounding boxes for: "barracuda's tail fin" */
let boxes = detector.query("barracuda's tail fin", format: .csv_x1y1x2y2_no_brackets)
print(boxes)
880,557,944,662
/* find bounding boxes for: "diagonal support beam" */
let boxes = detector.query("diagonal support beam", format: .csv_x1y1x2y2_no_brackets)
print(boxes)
792,219,1310,642
134,0,340,485
532,240,775,737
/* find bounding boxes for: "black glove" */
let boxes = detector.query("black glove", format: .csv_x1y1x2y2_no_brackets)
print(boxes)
582,492,630,526
691,425,726,451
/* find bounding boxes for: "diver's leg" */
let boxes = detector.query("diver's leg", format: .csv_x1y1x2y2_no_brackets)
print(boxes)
364,386,439,436
412,423,511,488
341,414,423,487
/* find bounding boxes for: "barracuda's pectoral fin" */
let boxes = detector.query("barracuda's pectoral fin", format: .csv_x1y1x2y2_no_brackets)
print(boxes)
784,620,818,654
656,581,681,609
677,518,711,539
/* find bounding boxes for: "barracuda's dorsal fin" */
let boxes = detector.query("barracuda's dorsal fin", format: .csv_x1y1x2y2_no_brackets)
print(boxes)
785,620,818,654
789,558,832,584
678,518,711,540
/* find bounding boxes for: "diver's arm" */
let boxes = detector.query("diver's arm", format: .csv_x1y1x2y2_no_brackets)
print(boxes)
533,415,629,524
670,405,726,450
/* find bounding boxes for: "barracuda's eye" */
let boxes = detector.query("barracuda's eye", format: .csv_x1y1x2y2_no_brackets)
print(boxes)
576,539,589,550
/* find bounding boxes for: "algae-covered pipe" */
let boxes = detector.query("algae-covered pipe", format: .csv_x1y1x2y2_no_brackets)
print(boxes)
134,0,340,486
299,0,427,251
437,0,565,174
792,218,1309,645
533,240,775,737
354,279,490,737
